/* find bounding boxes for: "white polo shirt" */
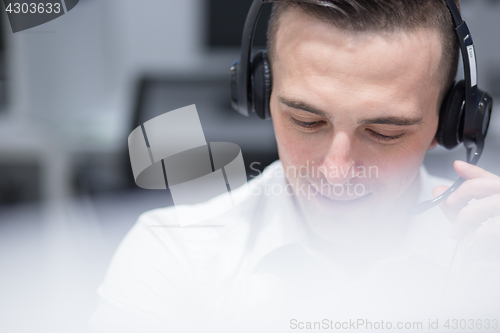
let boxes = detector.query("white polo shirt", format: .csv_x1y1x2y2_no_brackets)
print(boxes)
90,160,471,333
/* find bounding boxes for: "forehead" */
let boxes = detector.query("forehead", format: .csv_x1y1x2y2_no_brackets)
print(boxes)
272,9,443,116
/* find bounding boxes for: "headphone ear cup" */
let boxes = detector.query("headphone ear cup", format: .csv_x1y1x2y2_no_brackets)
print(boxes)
250,49,272,119
436,80,466,150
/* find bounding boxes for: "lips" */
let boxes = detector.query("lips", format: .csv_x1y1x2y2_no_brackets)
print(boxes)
314,191,373,212
306,180,373,211
307,180,371,200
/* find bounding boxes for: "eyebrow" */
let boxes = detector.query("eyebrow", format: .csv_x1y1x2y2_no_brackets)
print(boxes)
359,116,423,126
278,96,330,119
279,96,423,126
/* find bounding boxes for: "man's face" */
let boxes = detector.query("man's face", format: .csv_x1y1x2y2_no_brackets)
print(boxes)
270,9,443,233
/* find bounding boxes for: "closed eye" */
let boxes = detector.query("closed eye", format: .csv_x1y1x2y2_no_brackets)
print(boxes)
366,129,405,141
291,117,325,129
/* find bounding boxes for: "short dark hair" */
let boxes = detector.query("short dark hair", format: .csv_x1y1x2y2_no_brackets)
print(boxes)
267,0,460,101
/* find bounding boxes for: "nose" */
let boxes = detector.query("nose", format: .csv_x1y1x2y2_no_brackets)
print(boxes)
318,131,356,185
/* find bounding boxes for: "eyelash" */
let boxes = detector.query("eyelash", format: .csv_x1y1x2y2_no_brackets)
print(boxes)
367,129,405,141
291,117,324,129
291,117,405,141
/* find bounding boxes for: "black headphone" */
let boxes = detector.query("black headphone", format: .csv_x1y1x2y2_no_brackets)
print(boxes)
230,0,493,215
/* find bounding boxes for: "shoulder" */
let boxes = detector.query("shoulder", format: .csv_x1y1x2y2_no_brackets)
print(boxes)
114,160,287,258
137,159,285,226
90,161,288,330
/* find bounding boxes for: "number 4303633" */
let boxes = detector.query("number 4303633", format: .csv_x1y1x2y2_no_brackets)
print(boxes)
5,2,61,14
443,319,498,330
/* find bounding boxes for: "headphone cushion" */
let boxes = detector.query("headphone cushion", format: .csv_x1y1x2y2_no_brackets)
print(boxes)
436,80,466,150
251,49,272,119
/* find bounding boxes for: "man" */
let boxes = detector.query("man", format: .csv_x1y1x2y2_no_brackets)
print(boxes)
90,1,500,332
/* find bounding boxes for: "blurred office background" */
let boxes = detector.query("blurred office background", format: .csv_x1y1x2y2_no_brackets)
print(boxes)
0,1,499,332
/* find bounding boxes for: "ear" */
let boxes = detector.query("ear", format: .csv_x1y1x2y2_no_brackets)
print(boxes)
428,138,438,150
